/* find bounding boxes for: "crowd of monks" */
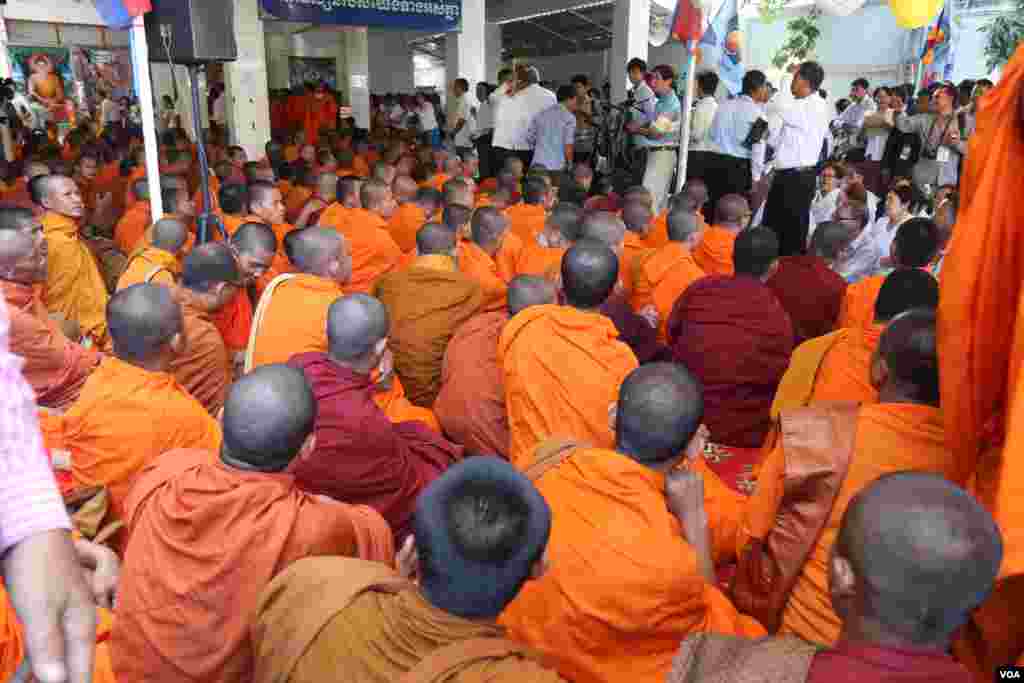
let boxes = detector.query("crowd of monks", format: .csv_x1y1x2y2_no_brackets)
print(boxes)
2,45,1024,683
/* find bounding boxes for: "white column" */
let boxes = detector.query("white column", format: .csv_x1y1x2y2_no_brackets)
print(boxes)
485,22,503,83
611,0,650,104
0,11,11,79
344,28,371,129
130,16,164,219
446,0,486,90
224,0,271,161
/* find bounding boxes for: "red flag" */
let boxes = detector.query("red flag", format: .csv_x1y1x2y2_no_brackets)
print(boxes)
671,0,703,43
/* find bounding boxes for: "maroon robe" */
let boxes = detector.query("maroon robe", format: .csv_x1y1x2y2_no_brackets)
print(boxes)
289,352,463,541
667,275,794,448
806,641,974,683
766,255,848,346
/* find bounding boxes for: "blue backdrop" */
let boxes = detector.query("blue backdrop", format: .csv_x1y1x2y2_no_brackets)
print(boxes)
260,0,461,31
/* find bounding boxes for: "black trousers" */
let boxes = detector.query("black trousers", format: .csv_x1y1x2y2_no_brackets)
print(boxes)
475,132,494,179
703,152,752,224
763,167,818,257
492,146,533,175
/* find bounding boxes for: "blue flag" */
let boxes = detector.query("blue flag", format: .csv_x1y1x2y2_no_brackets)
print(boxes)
699,0,745,96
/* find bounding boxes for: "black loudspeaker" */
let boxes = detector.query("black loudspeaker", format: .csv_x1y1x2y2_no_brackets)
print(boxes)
145,0,238,65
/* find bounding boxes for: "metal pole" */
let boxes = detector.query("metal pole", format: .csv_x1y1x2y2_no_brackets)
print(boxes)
130,15,164,219
674,42,698,195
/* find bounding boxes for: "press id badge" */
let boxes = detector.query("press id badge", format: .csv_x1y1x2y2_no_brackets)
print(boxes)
936,147,951,164
900,145,911,161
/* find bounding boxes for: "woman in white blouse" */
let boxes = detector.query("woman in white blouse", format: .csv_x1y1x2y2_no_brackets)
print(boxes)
869,183,915,270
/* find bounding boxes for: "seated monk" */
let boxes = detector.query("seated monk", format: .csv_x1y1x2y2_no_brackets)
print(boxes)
246,181,296,294
373,223,483,407
219,183,258,237
0,160,49,211
435,276,557,460
505,174,554,244
116,217,189,291
715,310,961,646
516,204,580,278
252,457,565,683
293,172,338,230
441,202,473,244
837,217,940,329
669,473,1001,683
40,284,222,525
33,174,110,348
631,196,706,341
324,179,402,294
113,178,152,255
0,210,100,409
645,180,708,249
767,221,851,346
167,244,238,415
620,197,654,284
667,228,794,448
249,227,351,369
443,177,476,211
215,222,277,360
458,207,516,312
289,294,462,541
1,536,120,683
317,175,361,231
500,241,639,466
284,165,315,223
388,179,440,253
111,364,394,683
693,195,750,277
501,364,766,683
772,269,939,415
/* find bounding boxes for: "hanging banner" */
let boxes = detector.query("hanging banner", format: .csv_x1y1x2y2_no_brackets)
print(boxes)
260,0,461,32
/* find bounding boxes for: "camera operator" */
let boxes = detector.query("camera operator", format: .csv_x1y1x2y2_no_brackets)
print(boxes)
892,82,965,192
625,58,657,186
624,64,681,214
703,70,771,223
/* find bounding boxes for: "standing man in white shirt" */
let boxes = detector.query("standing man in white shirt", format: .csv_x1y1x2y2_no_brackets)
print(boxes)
491,65,556,173
415,93,441,149
834,77,876,158
763,61,830,256
626,58,658,186
687,71,719,184
625,64,683,214
448,78,477,158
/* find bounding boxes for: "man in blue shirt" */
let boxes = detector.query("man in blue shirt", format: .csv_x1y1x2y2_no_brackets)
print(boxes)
625,64,682,213
527,85,579,175
704,70,770,223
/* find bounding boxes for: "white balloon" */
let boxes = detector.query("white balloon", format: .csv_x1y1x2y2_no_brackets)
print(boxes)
815,0,867,17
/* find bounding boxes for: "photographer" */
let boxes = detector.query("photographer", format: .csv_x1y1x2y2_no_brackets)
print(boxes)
892,82,966,192
703,70,771,223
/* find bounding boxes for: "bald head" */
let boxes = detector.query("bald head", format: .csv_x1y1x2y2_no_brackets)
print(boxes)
684,179,708,207
182,242,240,293
507,275,557,317
716,194,750,229
471,207,509,251
316,172,339,201
326,294,389,363
616,363,703,464
232,222,277,256
545,204,582,246
874,269,939,323
834,472,1001,647
443,178,474,208
562,240,619,309
734,228,779,278
337,176,362,207
579,212,626,252
622,201,653,236
667,206,701,243
221,365,316,472
876,308,939,405
416,222,456,255
810,221,852,261
106,284,183,365
393,175,419,203
285,226,344,275
151,217,189,253
360,179,391,213
621,186,654,211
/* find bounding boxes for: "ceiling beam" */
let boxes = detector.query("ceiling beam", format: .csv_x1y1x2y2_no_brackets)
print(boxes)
524,18,580,48
567,9,614,35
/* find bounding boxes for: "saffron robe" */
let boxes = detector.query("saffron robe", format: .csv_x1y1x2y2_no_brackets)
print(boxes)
387,202,429,254
631,242,706,342
836,273,886,331
116,246,179,291
41,211,110,347
249,274,344,369
321,206,403,294
113,198,151,255
457,241,509,313
693,226,739,277
167,296,232,415
504,203,548,244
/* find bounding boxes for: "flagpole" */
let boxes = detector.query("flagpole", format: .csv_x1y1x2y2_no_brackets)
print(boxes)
674,41,699,195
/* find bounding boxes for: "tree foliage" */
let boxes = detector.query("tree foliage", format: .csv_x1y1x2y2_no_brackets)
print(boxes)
772,8,822,70
982,0,1024,72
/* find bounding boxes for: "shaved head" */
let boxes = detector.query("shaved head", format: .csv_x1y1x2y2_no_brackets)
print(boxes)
616,363,703,464
471,207,509,250
621,186,654,211
442,204,473,234
579,212,626,252
684,178,708,205
443,178,474,208
107,284,183,364
248,181,278,208
360,179,391,212
416,222,456,255
622,201,653,236
667,206,701,243
545,204,582,245
327,294,389,362
222,365,316,472
285,227,344,275
874,269,939,322
151,217,189,253
733,228,779,278
716,194,750,228
337,176,362,207
393,175,419,203
507,275,556,317
219,183,249,215
181,242,240,293
877,308,939,405
834,472,1002,646
562,240,619,309
810,221,852,261
232,222,277,256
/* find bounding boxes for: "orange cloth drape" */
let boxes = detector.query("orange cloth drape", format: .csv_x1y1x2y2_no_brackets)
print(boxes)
113,199,152,255
41,211,110,348
116,246,179,291
457,241,509,313
632,242,706,342
692,226,738,277
320,207,402,294
250,274,344,369
372,375,442,433
836,273,886,330
515,241,565,279
387,203,429,254
167,298,232,415
212,288,254,356
505,204,548,244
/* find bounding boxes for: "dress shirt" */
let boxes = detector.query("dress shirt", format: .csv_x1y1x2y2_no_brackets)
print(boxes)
709,94,765,160
475,98,495,135
527,103,577,171
635,89,682,149
689,96,718,152
0,299,71,554
417,101,439,132
863,109,893,161
809,188,841,237
767,93,830,170
837,95,877,131
836,223,883,284
449,94,476,147
629,81,657,145
492,84,557,151
894,111,966,186
867,213,911,263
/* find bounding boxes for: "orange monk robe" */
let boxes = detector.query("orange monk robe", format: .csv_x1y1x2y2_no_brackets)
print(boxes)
112,448,393,683
515,239,565,279
501,447,765,683
168,297,232,415
285,186,314,224
372,255,483,407
0,584,116,683
499,304,639,467
693,226,738,277
212,289,254,356
420,173,450,192
115,246,180,291
504,203,548,244
41,211,110,348
277,179,293,200
371,375,442,433
192,174,222,216
324,207,402,294
836,273,886,330
771,325,883,418
496,232,524,283
250,274,345,368
113,198,151,255
387,202,429,253
645,210,707,250
632,242,706,342
303,96,338,145
39,357,223,524
434,311,511,459
253,223,298,300
123,166,146,209
0,281,100,410
458,241,509,312
735,404,957,646
352,154,371,178
222,213,262,238
620,231,647,294
284,145,300,164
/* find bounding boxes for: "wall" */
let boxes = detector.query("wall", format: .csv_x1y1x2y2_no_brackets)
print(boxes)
368,28,416,93
4,0,103,25
527,50,610,88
